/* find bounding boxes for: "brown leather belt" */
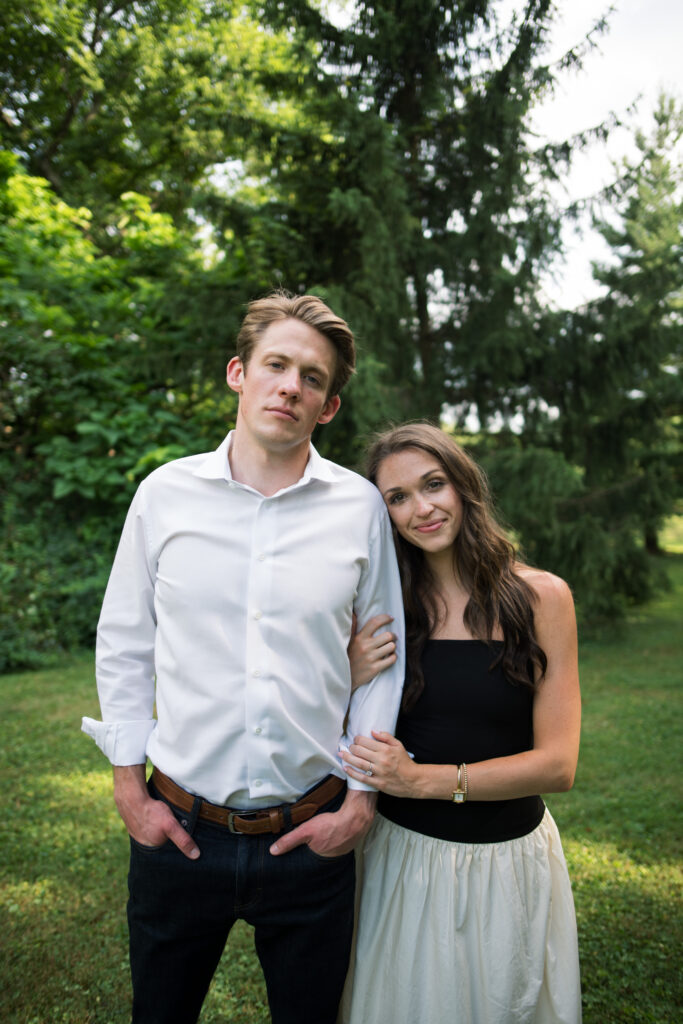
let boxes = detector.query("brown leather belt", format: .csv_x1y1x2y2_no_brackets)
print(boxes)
151,767,345,835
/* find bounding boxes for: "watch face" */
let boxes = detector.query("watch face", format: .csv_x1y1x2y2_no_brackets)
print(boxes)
453,792,465,803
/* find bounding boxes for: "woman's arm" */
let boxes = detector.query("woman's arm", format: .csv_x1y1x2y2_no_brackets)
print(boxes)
342,572,581,800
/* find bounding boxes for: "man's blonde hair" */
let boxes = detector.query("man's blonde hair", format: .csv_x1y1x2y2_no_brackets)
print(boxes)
235,291,356,396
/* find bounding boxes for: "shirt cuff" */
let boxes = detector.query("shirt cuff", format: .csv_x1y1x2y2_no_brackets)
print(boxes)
337,744,375,792
345,775,375,792
81,717,155,765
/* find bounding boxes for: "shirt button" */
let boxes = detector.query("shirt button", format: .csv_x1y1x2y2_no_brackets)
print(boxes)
254,726,262,735
254,779,262,787
253,610,262,620
252,669,261,677
257,552,266,561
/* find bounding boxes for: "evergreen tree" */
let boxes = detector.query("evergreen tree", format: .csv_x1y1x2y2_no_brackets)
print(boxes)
586,94,683,553
486,95,682,618
237,0,611,447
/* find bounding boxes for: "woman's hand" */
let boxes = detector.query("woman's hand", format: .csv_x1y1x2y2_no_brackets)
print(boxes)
341,730,419,798
348,613,397,691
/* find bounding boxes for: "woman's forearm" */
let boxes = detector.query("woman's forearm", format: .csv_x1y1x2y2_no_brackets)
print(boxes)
409,747,577,802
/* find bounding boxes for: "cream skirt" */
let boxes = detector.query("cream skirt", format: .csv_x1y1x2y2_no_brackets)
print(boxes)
339,810,581,1024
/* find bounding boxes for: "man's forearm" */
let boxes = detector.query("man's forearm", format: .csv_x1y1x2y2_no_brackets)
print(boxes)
113,763,152,834
338,786,377,837
113,762,148,808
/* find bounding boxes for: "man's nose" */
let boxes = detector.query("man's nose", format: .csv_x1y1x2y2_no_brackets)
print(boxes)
279,370,302,397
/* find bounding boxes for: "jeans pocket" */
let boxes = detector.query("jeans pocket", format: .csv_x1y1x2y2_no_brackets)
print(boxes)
129,835,171,853
300,842,355,865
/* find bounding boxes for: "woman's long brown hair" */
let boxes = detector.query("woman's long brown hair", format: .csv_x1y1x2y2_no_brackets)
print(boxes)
367,423,547,712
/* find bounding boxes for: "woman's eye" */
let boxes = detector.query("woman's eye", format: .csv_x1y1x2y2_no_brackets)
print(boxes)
388,493,405,505
427,479,444,490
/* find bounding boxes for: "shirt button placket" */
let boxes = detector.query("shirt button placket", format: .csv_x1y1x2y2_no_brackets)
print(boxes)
245,501,273,796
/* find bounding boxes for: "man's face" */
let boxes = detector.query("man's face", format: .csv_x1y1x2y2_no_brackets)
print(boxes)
226,318,341,455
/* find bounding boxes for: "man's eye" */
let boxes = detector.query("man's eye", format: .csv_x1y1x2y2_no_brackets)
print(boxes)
304,375,322,387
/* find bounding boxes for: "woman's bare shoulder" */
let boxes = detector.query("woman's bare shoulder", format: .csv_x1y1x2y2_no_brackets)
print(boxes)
514,563,574,611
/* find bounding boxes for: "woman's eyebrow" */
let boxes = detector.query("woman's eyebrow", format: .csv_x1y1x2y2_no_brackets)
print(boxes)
382,470,440,497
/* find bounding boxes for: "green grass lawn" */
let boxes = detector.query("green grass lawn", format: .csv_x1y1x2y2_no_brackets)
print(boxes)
1,558,682,1023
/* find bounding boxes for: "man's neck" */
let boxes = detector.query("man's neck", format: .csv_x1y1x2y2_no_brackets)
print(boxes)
228,430,312,497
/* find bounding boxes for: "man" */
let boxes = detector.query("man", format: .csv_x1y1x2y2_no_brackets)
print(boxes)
82,292,405,1024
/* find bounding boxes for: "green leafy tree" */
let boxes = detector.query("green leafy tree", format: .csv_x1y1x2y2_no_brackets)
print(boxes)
0,0,318,411
0,0,298,225
0,155,238,668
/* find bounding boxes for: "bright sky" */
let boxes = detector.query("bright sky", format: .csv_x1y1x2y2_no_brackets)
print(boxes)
522,0,683,307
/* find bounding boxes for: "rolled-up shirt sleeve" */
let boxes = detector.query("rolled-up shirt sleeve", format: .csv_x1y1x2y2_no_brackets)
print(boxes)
81,483,158,765
341,502,405,791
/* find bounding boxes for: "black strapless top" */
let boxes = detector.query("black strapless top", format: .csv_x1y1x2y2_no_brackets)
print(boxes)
378,640,545,843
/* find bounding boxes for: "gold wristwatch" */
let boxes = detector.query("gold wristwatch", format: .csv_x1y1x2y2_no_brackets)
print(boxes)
451,763,468,803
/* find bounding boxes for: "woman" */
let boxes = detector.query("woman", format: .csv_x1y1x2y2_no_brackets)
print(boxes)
339,423,582,1024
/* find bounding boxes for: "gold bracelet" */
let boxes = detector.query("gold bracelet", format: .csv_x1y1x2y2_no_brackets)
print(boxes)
452,763,467,803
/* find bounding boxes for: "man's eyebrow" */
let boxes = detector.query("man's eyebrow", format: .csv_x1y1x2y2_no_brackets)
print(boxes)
260,348,289,362
262,349,329,377
301,361,330,380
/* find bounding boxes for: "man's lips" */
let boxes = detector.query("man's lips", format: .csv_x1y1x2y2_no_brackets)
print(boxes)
268,406,298,421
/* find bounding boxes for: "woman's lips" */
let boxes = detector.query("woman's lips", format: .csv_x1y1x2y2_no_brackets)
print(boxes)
415,520,445,533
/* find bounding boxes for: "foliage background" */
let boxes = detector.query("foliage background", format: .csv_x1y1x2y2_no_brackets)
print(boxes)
1,1,681,669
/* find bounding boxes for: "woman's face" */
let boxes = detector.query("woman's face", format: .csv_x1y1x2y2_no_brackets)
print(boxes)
375,448,464,555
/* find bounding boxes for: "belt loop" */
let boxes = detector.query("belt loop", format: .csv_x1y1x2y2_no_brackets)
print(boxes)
268,807,282,834
186,795,202,836
282,804,293,833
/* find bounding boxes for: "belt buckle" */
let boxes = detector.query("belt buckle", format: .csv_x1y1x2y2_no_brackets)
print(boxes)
227,811,241,834
226,809,261,833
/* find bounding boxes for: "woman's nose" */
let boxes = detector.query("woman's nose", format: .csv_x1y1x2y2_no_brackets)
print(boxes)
414,494,434,515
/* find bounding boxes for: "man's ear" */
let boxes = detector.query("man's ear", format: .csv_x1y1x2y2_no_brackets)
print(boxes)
317,394,341,425
226,356,243,394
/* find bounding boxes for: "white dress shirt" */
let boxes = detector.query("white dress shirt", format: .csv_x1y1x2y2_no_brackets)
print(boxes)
82,432,405,808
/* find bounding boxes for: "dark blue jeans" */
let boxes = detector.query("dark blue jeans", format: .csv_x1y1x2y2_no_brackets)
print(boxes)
127,782,355,1024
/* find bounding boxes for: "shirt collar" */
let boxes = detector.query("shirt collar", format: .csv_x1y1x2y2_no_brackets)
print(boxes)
193,432,233,481
304,441,337,484
193,431,337,486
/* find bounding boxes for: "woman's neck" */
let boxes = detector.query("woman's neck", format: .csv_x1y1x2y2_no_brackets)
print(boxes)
423,550,473,639
424,547,463,592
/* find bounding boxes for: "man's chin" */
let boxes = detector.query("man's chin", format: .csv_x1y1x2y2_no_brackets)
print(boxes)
257,426,312,451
